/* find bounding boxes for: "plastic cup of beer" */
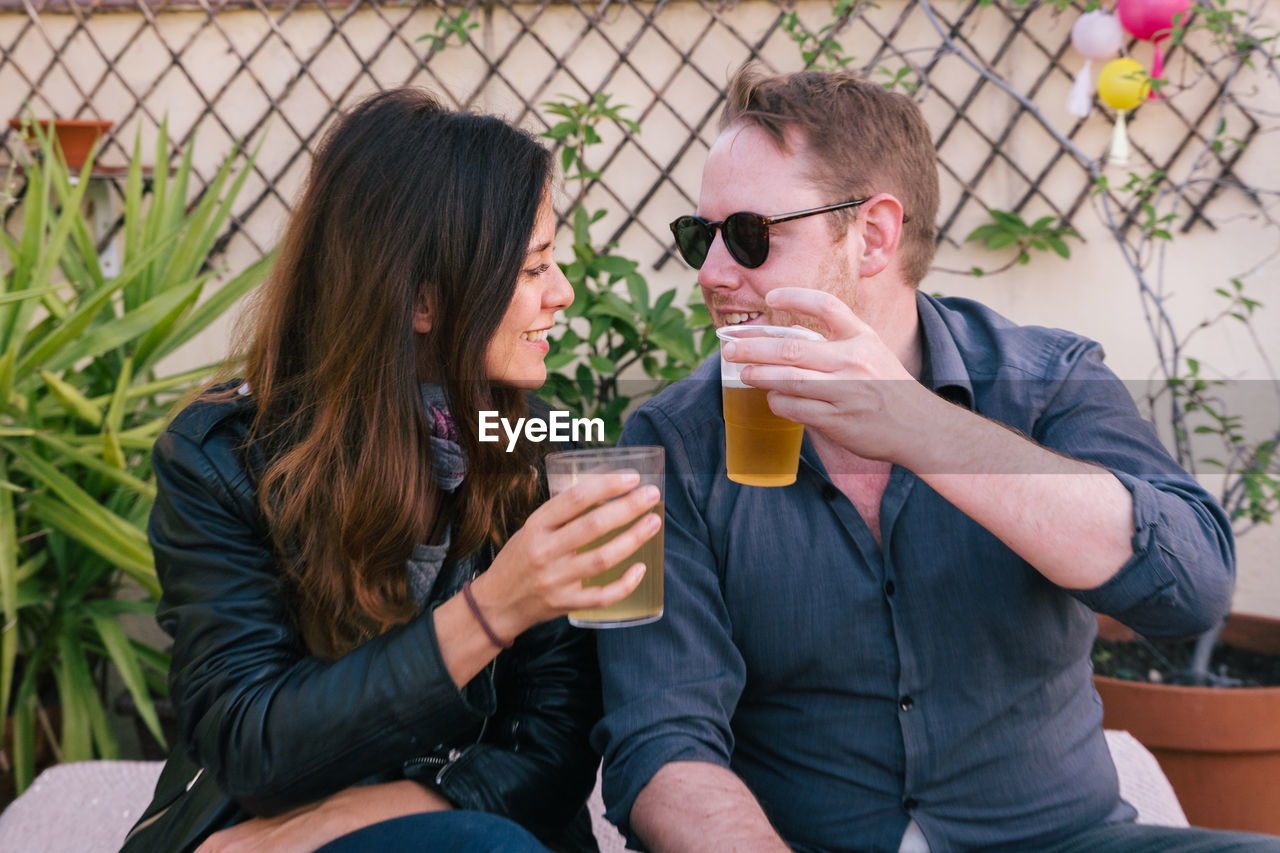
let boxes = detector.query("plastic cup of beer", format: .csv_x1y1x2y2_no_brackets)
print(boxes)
545,446,665,628
716,324,825,487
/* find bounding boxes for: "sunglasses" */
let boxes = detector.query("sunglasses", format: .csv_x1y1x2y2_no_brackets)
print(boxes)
669,198,871,269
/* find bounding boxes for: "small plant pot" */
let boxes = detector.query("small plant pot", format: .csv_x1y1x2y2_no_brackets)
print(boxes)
8,117,114,169
1093,613,1280,834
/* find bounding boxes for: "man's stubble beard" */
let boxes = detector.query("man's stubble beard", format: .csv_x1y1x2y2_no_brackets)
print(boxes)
766,250,859,336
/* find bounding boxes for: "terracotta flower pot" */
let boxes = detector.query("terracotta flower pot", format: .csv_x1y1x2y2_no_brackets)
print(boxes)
1093,613,1280,834
8,117,114,169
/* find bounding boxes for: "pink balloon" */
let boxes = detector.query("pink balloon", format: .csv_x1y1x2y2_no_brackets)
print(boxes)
1117,0,1191,42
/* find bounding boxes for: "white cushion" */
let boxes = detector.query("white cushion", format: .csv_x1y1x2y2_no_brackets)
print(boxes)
1104,729,1189,828
0,760,163,853
0,730,1185,852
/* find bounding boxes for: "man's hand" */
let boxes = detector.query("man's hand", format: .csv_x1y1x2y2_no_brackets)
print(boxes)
194,781,452,853
722,287,940,464
722,286,1135,589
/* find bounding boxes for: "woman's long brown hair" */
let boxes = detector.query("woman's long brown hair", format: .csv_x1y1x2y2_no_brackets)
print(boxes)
232,89,552,658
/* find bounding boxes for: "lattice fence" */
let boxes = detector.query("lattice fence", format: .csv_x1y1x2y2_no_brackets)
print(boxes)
0,0,1266,292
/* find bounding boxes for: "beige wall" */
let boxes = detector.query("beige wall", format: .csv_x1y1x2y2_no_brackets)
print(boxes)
4,0,1277,615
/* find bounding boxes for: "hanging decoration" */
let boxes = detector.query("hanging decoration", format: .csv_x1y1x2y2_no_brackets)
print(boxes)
1097,57,1152,166
1116,0,1191,98
1067,10,1125,119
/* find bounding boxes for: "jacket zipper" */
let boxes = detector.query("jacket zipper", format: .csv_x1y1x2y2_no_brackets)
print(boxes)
121,767,204,845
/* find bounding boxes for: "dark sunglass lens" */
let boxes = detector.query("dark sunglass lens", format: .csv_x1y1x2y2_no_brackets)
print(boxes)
724,213,769,268
671,216,712,269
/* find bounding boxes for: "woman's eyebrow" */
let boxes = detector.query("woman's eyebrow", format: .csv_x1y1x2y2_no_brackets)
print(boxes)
526,240,552,256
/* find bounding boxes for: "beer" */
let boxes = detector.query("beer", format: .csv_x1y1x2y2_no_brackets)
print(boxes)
715,324,822,487
570,504,665,627
722,385,804,487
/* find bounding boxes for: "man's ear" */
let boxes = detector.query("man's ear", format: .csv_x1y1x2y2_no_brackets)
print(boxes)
857,194,905,279
413,296,433,334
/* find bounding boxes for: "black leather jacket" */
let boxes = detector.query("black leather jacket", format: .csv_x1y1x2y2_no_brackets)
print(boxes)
122,391,601,852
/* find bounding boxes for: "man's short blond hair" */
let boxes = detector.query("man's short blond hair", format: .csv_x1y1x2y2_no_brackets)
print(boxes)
721,64,940,287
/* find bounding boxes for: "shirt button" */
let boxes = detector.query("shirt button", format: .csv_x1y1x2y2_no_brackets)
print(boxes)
821,483,839,502
884,580,896,596
899,695,914,711
903,797,918,811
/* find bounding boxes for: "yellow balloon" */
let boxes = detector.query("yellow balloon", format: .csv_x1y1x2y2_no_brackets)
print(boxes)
1097,57,1150,112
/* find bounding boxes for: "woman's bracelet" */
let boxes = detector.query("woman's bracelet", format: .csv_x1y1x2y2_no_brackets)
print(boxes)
461,579,512,650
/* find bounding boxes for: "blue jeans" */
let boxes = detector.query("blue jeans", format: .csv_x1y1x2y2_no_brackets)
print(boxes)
314,810,550,852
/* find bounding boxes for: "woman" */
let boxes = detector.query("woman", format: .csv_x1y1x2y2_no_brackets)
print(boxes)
121,88,660,853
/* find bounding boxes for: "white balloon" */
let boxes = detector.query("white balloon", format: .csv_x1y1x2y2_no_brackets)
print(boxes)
1071,10,1124,61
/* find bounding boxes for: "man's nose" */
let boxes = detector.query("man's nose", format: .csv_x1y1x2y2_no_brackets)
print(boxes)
696,231,742,292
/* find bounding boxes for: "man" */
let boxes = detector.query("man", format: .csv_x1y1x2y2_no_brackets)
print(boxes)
592,65,1278,852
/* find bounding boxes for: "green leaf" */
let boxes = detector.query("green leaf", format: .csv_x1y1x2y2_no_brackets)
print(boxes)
155,251,276,366
648,329,698,366
15,232,181,378
0,459,18,720
558,328,582,350
104,356,134,435
0,286,60,307
575,363,595,405
11,686,36,791
588,355,617,374
964,224,1002,244
39,370,105,426
26,492,157,594
594,255,638,279
624,273,650,314
986,231,1018,251
29,433,154,498
652,365,684,381
88,608,166,746
55,630,95,761
543,121,577,142
988,209,1026,231
10,445,155,585
600,394,630,427
42,274,208,374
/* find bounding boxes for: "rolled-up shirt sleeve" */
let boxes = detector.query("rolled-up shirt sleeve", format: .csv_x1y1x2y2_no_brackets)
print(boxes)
591,403,745,843
1031,338,1235,637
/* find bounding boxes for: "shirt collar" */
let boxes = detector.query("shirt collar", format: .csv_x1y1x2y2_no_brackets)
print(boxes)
915,291,975,410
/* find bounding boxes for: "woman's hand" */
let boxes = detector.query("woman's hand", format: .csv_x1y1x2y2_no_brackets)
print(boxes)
433,469,661,687
481,468,662,635
194,781,452,853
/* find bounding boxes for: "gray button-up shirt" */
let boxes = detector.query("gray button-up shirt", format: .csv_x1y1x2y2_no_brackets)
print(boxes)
594,292,1234,853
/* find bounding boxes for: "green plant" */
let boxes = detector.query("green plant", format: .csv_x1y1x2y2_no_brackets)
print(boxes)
780,1,862,71
1,119,273,794
962,209,1079,275
417,8,479,52
539,94,715,442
